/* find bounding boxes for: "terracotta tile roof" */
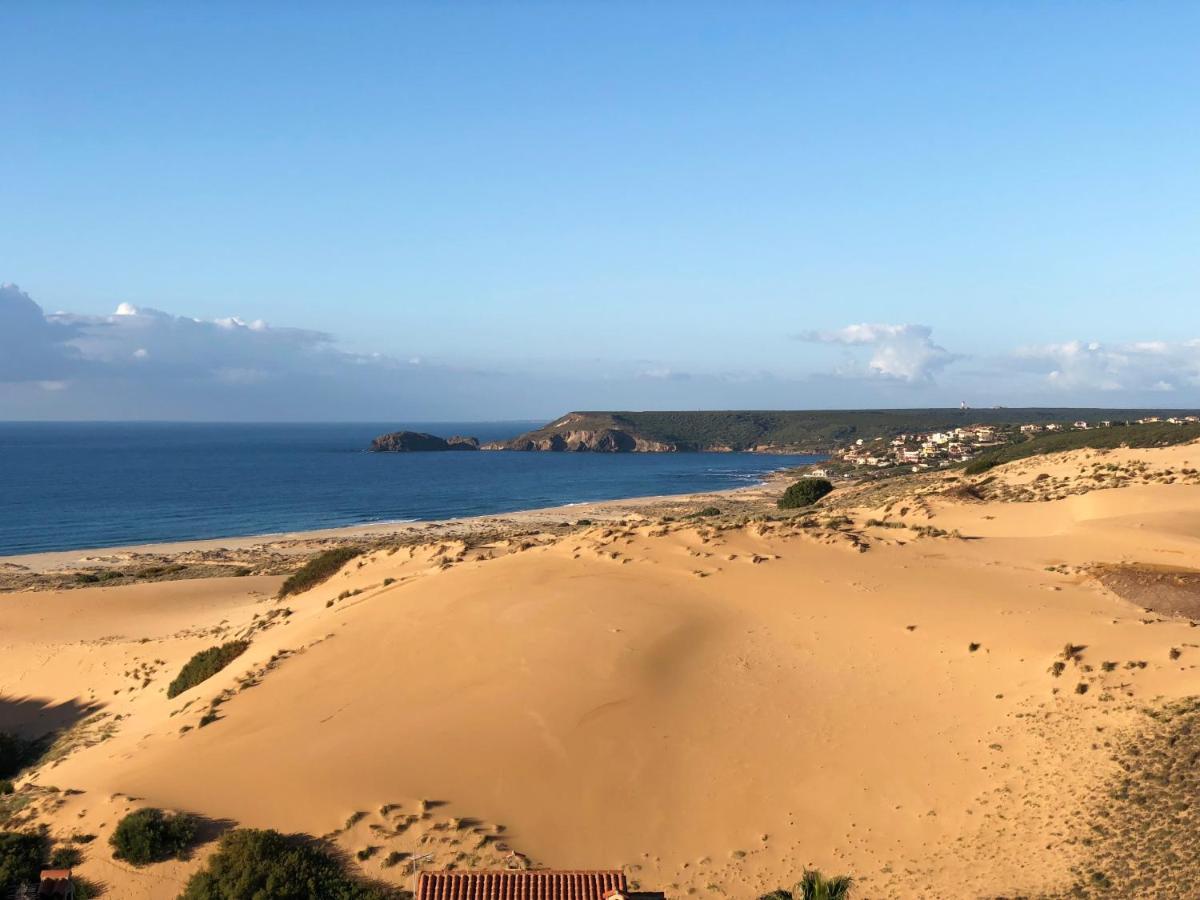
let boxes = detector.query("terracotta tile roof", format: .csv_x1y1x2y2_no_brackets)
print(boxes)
418,870,627,900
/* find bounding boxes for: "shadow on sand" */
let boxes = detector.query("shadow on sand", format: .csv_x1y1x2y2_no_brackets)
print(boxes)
0,694,103,777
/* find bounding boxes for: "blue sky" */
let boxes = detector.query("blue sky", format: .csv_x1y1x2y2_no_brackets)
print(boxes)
2,2,1199,420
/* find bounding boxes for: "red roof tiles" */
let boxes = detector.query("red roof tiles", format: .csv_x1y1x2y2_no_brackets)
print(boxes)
418,870,627,900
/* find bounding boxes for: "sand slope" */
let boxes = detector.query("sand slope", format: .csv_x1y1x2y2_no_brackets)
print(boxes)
5,443,1200,898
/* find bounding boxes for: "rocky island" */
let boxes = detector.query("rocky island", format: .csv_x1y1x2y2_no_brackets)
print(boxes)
369,431,480,452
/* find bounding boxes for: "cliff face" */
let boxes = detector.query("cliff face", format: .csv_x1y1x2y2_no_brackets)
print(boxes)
489,428,675,453
482,413,677,453
369,431,480,452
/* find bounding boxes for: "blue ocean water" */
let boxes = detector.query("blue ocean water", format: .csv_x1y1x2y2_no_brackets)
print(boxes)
0,423,823,556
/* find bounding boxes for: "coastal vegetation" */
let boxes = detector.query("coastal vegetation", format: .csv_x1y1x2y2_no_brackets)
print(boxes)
760,869,853,899
278,547,362,598
110,808,197,865
167,640,251,699
0,831,95,898
179,828,395,899
487,408,1198,453
964,421,1200,474
778,478,834,509
0,831,45,894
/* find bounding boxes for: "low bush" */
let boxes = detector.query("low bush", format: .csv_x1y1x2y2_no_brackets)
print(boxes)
777,478,834,509
963,456,1001,475
179,828,394,899
760,869,853,900
278,547,362,598
167,641,250,699
49,845,82,868
0,831,47,894
110,808,196,865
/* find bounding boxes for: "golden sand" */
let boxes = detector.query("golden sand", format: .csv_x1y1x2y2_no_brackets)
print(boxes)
4,443,1200,897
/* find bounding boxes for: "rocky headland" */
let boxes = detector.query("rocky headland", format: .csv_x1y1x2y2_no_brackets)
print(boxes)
369,431,480,452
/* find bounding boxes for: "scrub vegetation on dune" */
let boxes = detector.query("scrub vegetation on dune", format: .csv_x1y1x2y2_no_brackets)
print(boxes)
1046,697,1200,898
0,831,45,894
278,547,363,598
0,831,96,898
179,828,396,900
167,640,251,699
109,807,197,865
760,869,853,899
964,421,1200,474
778,478,834,509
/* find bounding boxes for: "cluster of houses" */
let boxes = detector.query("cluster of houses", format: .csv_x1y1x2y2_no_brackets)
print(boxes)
819,415,1200,478
1019,415,1199,433
831,425,1005,474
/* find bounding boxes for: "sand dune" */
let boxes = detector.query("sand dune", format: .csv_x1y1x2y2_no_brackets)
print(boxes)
5,443,1200,897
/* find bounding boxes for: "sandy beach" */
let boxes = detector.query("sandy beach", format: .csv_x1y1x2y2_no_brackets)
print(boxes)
0,471,798,587
4,443,1200,897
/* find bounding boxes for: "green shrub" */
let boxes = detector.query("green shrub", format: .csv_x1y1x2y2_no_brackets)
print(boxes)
179,828,393,899
760,869,853,900
688,506,722,518
110,808,196,865
777,478,834,509
49,845,82,868
167,641,250,699
0,780,12,795
0,831,47,893
963,456,1001,475
278,548,362,598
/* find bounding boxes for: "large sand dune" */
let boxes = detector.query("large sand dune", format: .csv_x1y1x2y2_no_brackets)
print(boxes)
5,443,1200,897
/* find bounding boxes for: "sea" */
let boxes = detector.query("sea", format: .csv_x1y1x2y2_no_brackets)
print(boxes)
0,422,824,556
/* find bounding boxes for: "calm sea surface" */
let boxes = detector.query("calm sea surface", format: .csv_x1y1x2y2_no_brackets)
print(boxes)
0,422,823,556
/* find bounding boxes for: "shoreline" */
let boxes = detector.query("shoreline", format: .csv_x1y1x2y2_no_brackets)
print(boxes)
0,467,802,576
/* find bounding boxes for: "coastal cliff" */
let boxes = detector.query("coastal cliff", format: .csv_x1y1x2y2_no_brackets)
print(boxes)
370,431,480,452
482,414,676,452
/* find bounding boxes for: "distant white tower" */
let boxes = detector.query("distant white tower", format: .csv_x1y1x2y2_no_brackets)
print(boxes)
960,400,968,410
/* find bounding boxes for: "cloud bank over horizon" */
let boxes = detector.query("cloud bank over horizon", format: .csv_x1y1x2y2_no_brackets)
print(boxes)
3,284,1200,420
796,323,960,384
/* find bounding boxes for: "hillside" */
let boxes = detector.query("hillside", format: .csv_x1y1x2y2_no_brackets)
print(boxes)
486,408,1200,453
964,420,1200,473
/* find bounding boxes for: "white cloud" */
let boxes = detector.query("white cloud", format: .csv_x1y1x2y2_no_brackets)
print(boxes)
0,283,83,380
797,322,959,384
637,366,691,381
0,284,546,419
1016,339,1200,393
43,300,345,378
